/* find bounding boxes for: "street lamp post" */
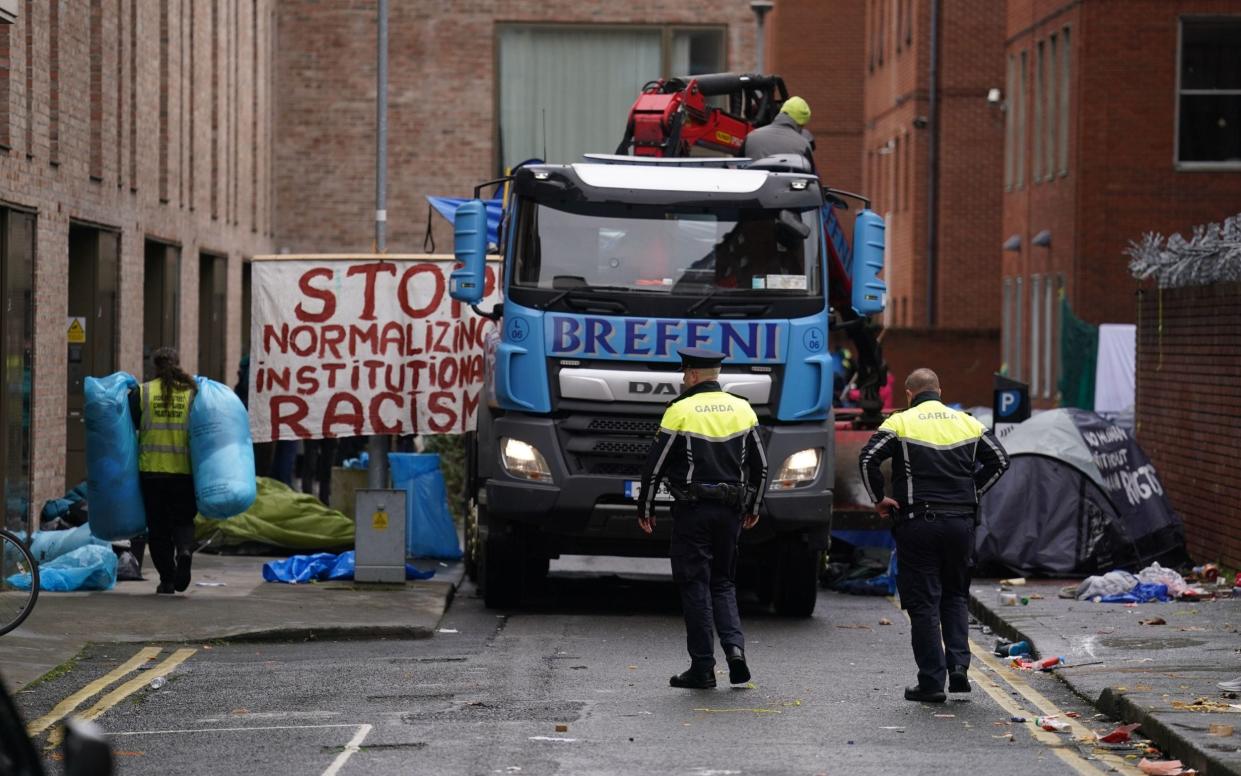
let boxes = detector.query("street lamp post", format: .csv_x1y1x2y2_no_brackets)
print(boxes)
367,0,390,489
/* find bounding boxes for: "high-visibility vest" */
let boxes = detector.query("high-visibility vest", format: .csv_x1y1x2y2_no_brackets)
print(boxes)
138,379,194,474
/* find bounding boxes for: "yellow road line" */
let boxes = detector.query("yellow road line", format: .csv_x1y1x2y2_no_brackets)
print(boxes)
885,597,1134,776
969,642,1142,774
27,646,163,736
46,648,197,749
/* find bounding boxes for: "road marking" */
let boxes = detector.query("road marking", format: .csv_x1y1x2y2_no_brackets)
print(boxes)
26,646,163,736
110,723,365,736
321,724,372,776
885,598,1136,776
45,648,197,750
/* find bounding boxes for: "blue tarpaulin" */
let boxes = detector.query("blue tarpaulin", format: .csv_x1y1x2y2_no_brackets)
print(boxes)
1098,582,1170,604
262,551,436,584
426,196,504,248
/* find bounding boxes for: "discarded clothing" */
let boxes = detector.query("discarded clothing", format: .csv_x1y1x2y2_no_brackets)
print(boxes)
1075,570,1138,600
1098,582,1169,604
262,550,436,584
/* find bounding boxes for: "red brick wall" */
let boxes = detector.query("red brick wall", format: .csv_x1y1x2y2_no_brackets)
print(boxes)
1136,283,1241,570
274,1,757,254
1004,0,1241,405
0,1,274,523
882,328,1000,409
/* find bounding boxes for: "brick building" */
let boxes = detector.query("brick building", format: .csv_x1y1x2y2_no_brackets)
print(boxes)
274,1,760,254
859,0,1006,407
1002,0,1241,408
0,2,276,530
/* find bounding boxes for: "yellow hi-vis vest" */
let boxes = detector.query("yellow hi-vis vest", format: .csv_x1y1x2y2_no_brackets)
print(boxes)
138,378,194,474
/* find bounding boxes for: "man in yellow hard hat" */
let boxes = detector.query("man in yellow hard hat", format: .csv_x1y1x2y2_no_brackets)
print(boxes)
742,96,816,172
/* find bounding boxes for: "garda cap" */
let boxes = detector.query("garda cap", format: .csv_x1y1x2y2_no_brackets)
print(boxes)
678,347,726,370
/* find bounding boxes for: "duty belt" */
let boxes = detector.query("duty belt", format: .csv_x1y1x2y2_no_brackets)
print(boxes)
896,502,978,520
671,482,747,508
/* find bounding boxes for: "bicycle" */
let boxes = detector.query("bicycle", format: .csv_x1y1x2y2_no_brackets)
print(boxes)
0,528,39,636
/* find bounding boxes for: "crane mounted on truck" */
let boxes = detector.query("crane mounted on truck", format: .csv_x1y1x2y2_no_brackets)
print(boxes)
447,73,888,616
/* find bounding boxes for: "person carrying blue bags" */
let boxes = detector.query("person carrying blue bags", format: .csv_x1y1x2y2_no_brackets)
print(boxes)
128,347,199,595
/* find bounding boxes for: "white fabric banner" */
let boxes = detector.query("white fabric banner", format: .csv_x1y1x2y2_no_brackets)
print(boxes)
1093,323,1136,415
248,258,500,443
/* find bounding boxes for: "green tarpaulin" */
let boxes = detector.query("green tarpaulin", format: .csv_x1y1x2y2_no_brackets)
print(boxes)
1058,296,1098,411
195,477,354,552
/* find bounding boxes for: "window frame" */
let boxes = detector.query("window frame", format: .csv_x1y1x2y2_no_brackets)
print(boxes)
1058,26,1071,176
1175,15,1241,171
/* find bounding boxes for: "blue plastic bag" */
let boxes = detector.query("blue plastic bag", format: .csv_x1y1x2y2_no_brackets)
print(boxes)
261,550,436,584
1098,582,1170,604
85,372,146,540
189,376,257,518
7,544,118,592
26,524,109,564
388,453,462,560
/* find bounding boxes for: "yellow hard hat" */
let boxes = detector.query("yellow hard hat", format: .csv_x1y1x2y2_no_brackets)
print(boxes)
780,96,811,126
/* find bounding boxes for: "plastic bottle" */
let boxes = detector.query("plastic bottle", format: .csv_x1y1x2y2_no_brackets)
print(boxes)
1035,716,1071,732
149,676,167,690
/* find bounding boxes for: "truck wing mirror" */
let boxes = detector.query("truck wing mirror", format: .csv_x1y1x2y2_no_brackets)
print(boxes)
775,210,811,249
449,199,489,305
851,209,887,316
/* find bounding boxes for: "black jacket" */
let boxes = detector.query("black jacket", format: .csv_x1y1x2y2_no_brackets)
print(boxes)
859,392,1009,511
638,381,768,517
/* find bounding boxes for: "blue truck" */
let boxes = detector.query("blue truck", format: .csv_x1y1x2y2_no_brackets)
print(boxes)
449,152,885,615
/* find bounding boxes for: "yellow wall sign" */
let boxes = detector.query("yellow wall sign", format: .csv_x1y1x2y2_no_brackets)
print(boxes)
371,510,389,531
67,317,86,344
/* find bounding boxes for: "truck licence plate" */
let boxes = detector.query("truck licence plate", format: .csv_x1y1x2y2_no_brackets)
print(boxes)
625,481,674,502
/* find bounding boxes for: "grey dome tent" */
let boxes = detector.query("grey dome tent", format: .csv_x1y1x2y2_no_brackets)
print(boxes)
975,409,1186,577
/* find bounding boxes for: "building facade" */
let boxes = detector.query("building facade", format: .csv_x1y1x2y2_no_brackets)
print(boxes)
860,0,1006,407
274,0,760,255
1002,0,1241,408
0,1,276,530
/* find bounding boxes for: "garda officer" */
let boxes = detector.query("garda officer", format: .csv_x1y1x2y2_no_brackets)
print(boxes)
859,368,1009,702
129,347,199,595
637,348,769,689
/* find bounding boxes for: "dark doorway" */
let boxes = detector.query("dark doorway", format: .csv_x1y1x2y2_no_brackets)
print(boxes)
1,208,36,532
198,251,227,382
66,224,120,490
143,240,181,380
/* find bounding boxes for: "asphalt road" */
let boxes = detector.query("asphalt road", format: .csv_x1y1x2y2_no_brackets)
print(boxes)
17,558,1143,775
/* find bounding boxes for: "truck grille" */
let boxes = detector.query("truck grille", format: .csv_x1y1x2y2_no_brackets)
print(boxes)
560,413,658,476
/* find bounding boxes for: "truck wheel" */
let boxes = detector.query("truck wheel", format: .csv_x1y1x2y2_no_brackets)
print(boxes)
773,539,821,617
463,497,482,583
480,534,523,609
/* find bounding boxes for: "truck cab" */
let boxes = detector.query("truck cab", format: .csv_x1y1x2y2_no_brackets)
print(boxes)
450,155,885,616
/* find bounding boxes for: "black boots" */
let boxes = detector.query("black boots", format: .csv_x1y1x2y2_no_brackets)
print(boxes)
725,646,751,685
948,665,971,693
904,685,947,703
174,553,193,592
670,667,717,689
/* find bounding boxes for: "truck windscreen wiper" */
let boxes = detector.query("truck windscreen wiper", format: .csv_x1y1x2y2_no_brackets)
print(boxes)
539,286,631,312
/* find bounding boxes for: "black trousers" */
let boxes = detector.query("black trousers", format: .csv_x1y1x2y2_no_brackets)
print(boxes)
893,512,975,691
669,501,744,668
139,474,198,586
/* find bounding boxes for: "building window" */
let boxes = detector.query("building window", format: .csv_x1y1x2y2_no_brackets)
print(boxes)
1002,277,1013,373
1059,26,1071,176
497,25,725,171
1045,34,1057,181
903,0,912,46
1043,273,1055,398
1177,17,1241,166
1033,41,1044,183
0,208,34,532
1014,276,1024,382
1030,275,1041,392
1017,51,1027,189
1004,54,1015,190
0,20,10,150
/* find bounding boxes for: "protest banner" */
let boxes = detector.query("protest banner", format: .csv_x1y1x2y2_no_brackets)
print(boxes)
249,256,500,442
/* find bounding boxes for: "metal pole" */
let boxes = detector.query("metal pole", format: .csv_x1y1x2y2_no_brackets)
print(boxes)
367,0,390,489
926,0,941,328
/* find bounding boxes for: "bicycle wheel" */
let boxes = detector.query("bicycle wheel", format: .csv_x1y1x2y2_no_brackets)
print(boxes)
0,529,38,636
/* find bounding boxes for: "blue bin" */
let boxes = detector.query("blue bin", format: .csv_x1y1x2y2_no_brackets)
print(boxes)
388,453,462,560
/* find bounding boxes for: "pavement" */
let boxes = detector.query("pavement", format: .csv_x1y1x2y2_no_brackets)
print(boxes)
0,553,463,691
971,577,1241,776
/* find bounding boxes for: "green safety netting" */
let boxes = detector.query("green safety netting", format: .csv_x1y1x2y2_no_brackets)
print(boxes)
1058,296,1098,411
195,477,354,552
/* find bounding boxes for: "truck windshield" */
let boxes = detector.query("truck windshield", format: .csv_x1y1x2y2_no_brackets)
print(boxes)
513,202,821,296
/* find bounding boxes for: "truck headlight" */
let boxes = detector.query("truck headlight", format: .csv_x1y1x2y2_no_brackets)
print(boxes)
770,448,822,490
500,437,553,482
